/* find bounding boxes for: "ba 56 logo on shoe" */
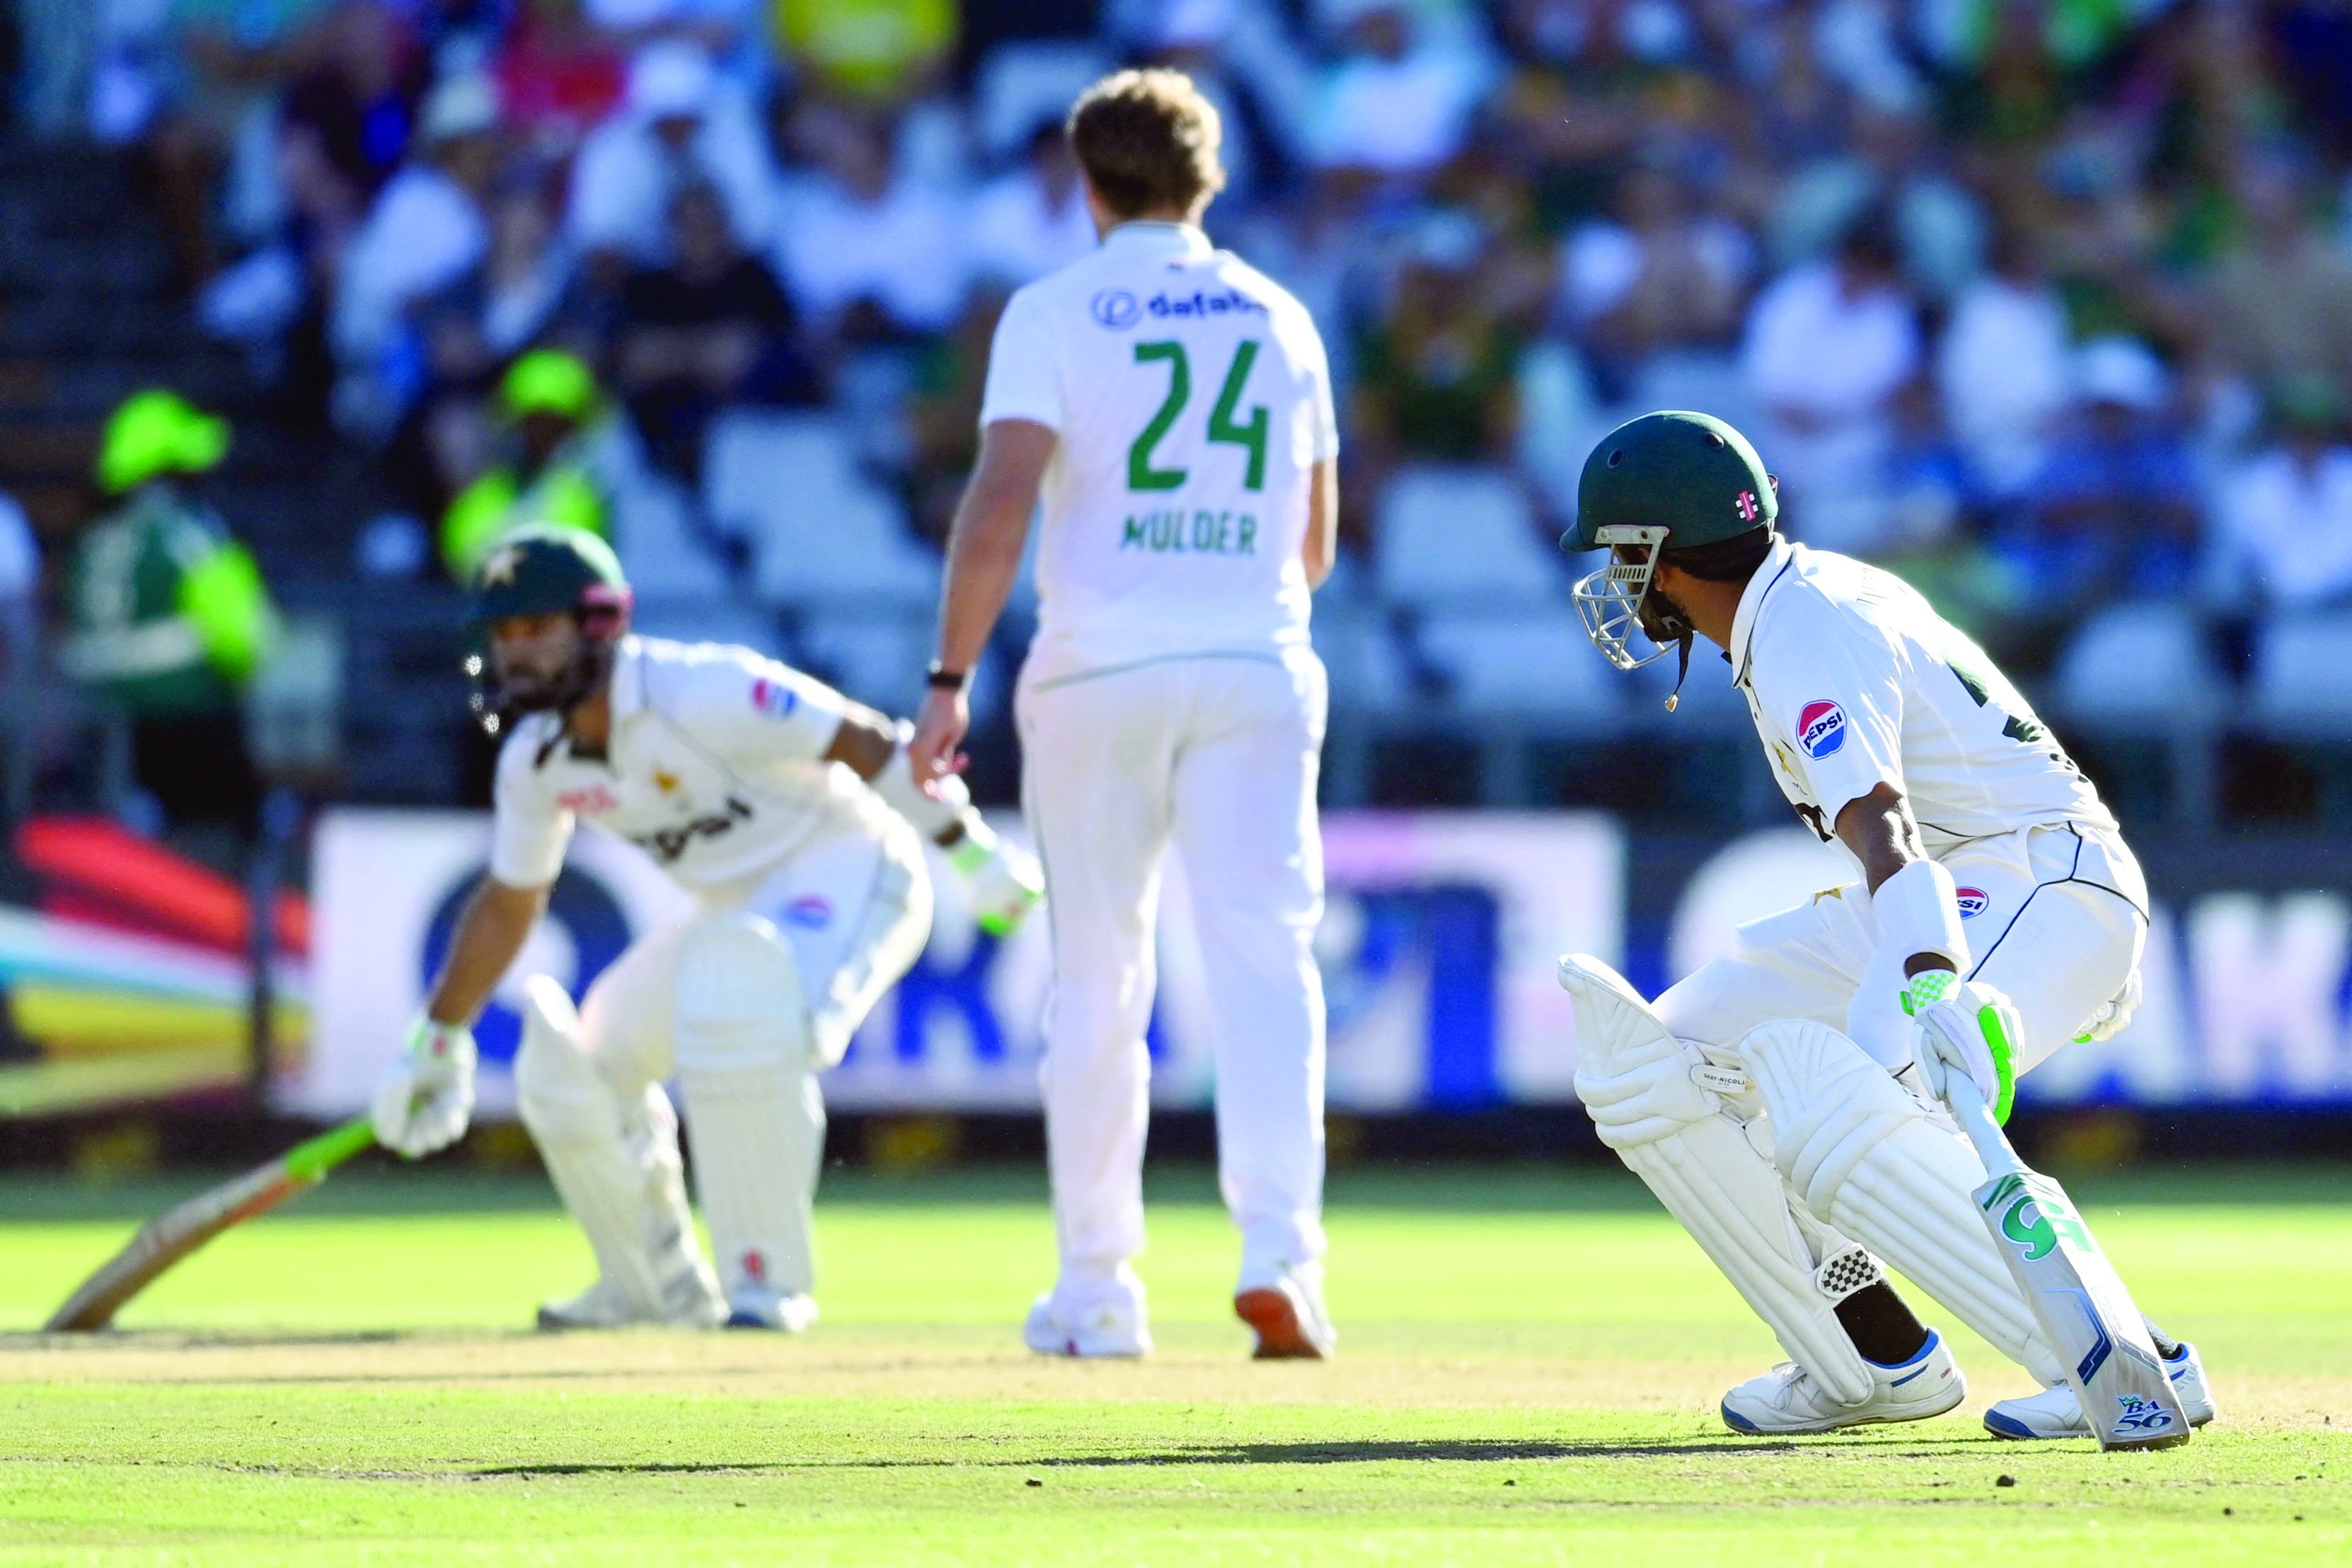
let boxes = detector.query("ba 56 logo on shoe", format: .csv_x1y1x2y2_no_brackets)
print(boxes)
1797,700,1847,759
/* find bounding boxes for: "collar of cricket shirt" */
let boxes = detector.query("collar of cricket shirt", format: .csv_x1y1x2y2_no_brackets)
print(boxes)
606,634,649,723
1729,532,1798,687
1102,220,1214,261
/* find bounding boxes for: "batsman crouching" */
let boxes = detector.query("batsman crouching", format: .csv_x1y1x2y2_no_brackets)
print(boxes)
370,529,1040,1330
1555,412,2215,1441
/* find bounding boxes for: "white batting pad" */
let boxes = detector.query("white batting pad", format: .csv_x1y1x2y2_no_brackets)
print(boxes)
1740,1018,2065,1387
1560,955,1874,1405
514,975,686,1315
674,911,824,1308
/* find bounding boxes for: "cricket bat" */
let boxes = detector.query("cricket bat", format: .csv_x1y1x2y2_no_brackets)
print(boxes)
42,1117,377,1332
1944,1076,2190,1451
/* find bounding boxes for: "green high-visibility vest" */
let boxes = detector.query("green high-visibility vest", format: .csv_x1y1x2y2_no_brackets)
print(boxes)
442,460,609,580
64,488,277,716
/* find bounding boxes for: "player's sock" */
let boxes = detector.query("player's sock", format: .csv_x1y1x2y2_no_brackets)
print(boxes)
1834,1280,1931,1367
2143,1315,2182,1360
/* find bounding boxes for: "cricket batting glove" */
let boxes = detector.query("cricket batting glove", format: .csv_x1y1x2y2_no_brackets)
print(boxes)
952,825,1043,936
1906,971,2021,1124
371,1016,478,1158
2075,968,2143,1044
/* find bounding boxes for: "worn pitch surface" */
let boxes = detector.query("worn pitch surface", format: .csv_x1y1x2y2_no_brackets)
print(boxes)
1,1166,2346,1564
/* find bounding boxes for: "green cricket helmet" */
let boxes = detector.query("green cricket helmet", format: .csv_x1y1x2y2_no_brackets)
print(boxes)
1560,410,1776,705
463,526,633,734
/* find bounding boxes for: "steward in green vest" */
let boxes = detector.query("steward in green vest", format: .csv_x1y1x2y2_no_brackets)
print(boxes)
66,391,277,715
65,390,276,829
442,350,612,580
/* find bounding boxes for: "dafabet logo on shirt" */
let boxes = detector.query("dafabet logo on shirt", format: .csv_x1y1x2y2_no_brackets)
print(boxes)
1090,289,1140,329
1797,699,1848,759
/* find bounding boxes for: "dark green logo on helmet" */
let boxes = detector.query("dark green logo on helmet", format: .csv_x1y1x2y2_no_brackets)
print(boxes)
466,526,630,630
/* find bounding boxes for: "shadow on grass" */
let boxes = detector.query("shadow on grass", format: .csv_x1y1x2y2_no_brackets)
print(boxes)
461,1434,2008,1477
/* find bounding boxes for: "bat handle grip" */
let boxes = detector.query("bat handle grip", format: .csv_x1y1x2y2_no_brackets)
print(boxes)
1942,1074,2025,1182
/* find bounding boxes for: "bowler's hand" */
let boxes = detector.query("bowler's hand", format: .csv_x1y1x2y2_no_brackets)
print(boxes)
909,686,971,800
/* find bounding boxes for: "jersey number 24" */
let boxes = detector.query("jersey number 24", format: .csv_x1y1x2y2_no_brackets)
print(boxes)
1128,339,1269,492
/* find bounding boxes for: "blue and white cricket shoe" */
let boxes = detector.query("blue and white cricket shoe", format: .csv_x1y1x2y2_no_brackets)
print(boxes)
1721,1330,1966,1435
722,1292,819,1332
1984,1341,2215,1439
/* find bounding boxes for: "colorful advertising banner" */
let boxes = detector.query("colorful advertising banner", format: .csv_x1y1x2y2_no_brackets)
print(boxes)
0,818,306,1119
289,811,2352,1118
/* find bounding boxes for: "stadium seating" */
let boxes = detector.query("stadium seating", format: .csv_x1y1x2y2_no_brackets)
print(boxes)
1372,464,1566,607
2056,602,2227,729
1414,606,1622,727
702,411,941,609
2253,613,2352,740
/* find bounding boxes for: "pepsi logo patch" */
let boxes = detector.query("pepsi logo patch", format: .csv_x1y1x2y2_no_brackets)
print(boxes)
782,894,834,930
1955,887,1990,918
1797,699,1848,759
750,677,798,718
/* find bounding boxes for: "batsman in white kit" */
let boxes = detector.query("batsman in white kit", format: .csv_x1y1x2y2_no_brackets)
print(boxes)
910,69,1340,1358
1556,412,2218,1441
370,528,1040,1330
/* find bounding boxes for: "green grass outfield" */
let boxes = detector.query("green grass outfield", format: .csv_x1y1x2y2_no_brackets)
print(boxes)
1,1163,2347,1566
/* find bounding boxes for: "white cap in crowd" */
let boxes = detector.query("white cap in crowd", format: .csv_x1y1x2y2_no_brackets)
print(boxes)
419,73,500,144
628,41,716,125
2073,335,2168,413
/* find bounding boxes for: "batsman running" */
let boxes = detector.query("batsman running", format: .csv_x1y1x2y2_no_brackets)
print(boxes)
370,528,1040,1330
1555,410,2215,1442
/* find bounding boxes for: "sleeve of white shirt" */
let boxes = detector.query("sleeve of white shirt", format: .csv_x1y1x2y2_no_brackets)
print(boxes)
1748,610,1909,826
664,644,852,766
977,284,1063,433
488,729,575,889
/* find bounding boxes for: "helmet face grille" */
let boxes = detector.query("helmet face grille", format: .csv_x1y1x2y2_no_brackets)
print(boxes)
1571,525,1677,671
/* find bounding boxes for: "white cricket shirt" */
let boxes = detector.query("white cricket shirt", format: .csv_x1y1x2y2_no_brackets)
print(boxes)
978,220,1338,681
489,636,893,894
1726,536,2116,866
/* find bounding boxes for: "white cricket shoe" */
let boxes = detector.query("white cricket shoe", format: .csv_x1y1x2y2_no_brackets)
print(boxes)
1721,1329,1966,1435
1984,1342,2215,1440
1234,1262,1337,1360
535,1264,728,1331
1023,1267,1151,1358
723,1292,820,1333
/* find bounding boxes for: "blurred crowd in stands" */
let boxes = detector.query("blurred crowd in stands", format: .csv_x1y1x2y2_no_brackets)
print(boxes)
13,0,2352,816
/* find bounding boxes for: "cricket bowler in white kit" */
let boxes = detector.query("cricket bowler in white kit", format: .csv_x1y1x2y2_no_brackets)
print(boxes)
909,69,1341,1359
1555,411,2217,1440
371,528,1040,1330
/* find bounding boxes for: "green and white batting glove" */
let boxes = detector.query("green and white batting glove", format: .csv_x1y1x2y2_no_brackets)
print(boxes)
1905,970,2021,1124
371,1015,478,1159
952,828,1043,936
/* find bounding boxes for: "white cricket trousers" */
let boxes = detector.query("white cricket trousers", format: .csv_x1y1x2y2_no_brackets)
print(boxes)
1657,820,2149,1077
1018,650,1330,1291
567,820,930,1300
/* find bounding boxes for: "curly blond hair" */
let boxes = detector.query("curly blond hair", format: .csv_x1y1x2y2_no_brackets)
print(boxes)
1066,69,1226,221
